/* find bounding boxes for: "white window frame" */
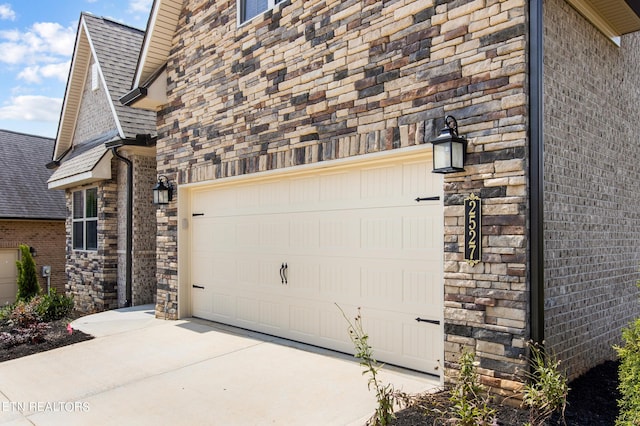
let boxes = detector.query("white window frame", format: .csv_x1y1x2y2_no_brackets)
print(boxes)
72,187,98,251
237,0,282,26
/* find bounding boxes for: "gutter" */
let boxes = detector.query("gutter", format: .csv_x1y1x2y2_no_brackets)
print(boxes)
529,0,545,344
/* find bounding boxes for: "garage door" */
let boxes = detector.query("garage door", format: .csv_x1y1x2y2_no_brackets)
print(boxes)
189,156,443,374
0,249,18,305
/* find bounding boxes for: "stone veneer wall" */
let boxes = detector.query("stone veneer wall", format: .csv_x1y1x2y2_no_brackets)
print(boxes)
543,0,640,379
0,220,66,294
155,0,529,390
65,161,119,313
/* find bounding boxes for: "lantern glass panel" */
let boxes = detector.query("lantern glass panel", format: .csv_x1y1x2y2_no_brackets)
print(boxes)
452,141,464,169
433,142,451,171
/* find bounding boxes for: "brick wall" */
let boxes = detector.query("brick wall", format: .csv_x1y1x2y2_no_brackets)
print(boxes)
116,152,157,307
65,163,119,313
155,0,529,390
132,154,157,305
0,220,66,295
543,0,640,379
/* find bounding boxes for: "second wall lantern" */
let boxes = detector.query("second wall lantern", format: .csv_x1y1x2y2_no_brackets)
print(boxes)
153,175,174,205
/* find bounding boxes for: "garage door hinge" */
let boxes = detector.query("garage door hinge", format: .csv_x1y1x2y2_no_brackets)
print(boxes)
415,196,440,202
192,213,204,217
192,284,205,289
415,317,440,325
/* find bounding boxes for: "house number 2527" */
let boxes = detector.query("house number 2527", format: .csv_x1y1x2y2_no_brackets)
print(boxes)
464,193,481,266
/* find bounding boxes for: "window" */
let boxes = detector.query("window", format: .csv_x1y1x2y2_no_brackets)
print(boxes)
239,0,282,24
73,188,98,251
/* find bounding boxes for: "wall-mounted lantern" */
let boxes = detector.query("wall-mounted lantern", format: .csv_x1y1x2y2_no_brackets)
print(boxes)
430,115,467,174
153,175,174,205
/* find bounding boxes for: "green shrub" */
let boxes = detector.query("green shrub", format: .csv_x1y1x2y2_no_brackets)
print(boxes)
522,341,569,426
15,244,40,301
449,351,496,425
38,289,74,322
615,317,640,426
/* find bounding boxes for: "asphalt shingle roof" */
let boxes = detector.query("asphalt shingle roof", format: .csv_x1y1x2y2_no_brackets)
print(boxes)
82,13,156,139
0,130,66,220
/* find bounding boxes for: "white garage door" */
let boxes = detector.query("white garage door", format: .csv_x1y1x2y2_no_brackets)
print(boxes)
0,249,18,305
189,156,443,374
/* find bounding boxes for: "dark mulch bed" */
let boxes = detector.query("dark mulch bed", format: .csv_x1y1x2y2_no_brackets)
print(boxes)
392,360,620,425
0,314,93,363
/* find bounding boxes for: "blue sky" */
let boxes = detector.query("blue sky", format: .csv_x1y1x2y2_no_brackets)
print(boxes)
0,0,153,138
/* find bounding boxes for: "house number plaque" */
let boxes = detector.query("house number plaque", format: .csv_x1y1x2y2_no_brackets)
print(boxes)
464,193,481,266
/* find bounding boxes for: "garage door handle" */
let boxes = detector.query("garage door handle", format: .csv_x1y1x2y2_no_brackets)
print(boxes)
192,284,205,289
415,317,440,325
280,263,288,284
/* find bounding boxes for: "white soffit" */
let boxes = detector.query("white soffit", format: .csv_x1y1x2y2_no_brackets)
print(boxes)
134,0,183,88
566,0,640,43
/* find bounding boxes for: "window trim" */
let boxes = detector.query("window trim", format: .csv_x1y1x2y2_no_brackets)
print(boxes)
72,187,98,252
237,0,282,26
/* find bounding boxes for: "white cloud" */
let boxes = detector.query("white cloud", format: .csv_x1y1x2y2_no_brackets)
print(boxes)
0,22,75,65
0,95,62,122
17,61,70,83
0,3,15,20
129,0,152,13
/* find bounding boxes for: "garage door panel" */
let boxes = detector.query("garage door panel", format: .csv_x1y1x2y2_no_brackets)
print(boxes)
259,220,290,250
402,161,437,198
319,214,360,252
190,156,443,375
402,321,442,369
402,269,442,317
290,176,320,205
319,263,361,301
289,305,319,336
191,286,212,318
287,261,319,295
319,172,359,203
290,216,319,250
361,165,402,200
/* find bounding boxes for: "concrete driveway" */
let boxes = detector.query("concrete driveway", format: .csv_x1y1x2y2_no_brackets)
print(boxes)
0,305,439,425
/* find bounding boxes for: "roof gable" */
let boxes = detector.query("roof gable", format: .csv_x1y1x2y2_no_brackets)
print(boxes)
0,130,66,220
53,13,156,161
133,0,183,89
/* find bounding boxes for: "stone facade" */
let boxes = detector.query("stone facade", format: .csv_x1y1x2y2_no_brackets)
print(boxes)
154,0,529,391
0,220,66,295
65,171,119,313
543,0,640,379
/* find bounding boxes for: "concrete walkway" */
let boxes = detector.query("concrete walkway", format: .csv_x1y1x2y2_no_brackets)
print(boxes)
0,305,439,425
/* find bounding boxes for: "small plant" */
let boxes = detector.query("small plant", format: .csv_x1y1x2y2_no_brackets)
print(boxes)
38,289,74,322
15,244,41,301
521,341,569,426
615,317,640,426
449,351,496,425
338,304,411,426
9,297,43,327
